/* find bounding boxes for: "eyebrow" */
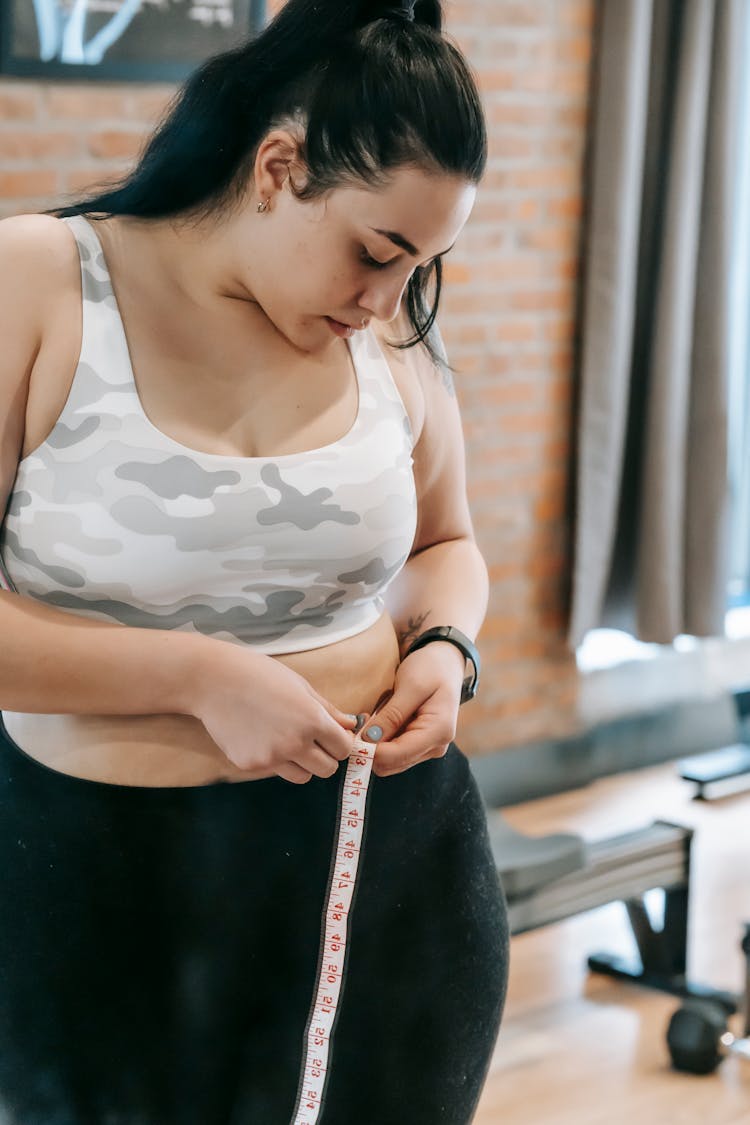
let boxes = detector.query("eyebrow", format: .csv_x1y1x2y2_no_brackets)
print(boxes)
370,227,456,260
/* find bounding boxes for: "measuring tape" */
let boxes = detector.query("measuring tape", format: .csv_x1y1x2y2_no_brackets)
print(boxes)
290,731,377,1125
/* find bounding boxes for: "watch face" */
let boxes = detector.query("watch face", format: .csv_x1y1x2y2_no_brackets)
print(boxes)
460,676,478,704
405,627,479,703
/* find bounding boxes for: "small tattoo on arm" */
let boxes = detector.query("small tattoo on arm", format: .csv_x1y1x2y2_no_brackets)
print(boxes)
399,612,431,652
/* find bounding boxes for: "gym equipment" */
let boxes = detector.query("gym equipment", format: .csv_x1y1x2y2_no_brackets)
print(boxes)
676,744,750,800
666,923,750,1075
487,814,739,1011
677,689,750,799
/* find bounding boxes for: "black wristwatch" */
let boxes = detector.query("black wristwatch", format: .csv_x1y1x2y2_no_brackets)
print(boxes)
403,626,481,704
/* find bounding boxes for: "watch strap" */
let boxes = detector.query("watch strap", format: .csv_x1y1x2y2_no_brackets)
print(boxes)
403,626,481,704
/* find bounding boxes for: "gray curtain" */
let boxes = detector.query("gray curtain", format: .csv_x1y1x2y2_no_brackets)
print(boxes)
568,0,747,647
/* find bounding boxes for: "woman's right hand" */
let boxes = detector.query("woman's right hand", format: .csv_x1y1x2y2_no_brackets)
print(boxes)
188,642,358,784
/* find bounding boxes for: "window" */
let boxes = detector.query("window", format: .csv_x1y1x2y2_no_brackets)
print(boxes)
728,7,750,612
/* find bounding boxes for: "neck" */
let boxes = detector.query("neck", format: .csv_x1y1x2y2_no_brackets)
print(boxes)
99,210,261,312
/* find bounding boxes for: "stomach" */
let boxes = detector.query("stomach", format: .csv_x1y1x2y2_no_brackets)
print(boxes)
1,612,401,788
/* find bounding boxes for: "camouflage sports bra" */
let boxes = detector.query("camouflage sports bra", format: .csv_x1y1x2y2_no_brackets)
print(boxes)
0,215,418,655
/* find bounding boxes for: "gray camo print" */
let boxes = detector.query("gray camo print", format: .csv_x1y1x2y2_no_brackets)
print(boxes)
0,215,418,654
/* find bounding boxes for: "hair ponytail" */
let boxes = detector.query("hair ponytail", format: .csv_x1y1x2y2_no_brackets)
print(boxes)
52,0,485,364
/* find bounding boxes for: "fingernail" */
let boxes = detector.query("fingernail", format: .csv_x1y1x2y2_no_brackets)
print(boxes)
354,713,367,733
345,714,358,725
365,725,383,742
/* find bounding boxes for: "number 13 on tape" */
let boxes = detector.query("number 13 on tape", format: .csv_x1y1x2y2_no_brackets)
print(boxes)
290,734,376,1125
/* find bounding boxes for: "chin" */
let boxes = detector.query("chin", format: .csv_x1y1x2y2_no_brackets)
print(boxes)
281,314,333,354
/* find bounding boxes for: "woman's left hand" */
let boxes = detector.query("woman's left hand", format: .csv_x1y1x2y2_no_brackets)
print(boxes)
359,643,466,777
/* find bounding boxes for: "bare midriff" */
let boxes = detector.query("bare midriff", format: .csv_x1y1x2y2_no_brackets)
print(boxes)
2,612,400,787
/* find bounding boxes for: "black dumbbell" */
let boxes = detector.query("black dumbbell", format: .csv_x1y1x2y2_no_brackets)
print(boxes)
666,1000,737,1074
667,923,750,1075
667,999,750,1073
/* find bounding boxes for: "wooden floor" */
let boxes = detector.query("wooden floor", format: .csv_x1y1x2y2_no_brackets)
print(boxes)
472,761,750,1124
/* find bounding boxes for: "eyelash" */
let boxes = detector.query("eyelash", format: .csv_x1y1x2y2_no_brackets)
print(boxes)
360,248,442,273
360,249,390,270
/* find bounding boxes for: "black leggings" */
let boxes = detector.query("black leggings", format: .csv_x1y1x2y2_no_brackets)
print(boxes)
0,715,509,1125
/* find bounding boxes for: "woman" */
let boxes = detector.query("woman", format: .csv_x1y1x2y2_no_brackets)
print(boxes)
0,1,509,1122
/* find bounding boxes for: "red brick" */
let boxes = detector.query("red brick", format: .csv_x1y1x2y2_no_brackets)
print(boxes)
488,134,537,160
0,170,58,198
560,32,595,67
0,85,41,121
128,87,176,125
442,262,471,285
560,0,597,30
62,166,127,194
509,287,572,312
534,492,567,521
488,102,555,130
0,131,80,160
521,225,578,253
46,86,130,120
545,132,588,160
493,3,549,27
479,382,539,408
542,314,577,343
477,70,518,94
87,129,146,159
548,195,585,221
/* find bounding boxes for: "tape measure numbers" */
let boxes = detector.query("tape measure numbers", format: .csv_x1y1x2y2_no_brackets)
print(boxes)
290,733,377,1125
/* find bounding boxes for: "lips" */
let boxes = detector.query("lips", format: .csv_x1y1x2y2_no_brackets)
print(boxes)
325,316,368,339
328,317,368,331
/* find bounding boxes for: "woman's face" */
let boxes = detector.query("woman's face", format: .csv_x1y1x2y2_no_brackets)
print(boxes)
241,159,476,352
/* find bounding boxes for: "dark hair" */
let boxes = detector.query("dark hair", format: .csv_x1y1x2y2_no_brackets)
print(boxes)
52,0,487,364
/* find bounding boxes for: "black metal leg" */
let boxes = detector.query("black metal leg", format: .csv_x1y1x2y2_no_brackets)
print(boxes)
587,830,738,1013
741,922,750,1037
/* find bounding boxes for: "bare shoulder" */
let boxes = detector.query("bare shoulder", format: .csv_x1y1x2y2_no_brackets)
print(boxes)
0,213,80,322
0,212,81,361
0,212,78,265
0,215,82,489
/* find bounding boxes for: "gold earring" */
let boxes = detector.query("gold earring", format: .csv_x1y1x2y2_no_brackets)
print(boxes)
256,199,270,213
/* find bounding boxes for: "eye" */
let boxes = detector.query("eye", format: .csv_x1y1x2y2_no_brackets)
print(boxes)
360,248,391,270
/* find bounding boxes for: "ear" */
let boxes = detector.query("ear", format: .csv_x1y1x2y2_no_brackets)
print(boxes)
253,129,306,206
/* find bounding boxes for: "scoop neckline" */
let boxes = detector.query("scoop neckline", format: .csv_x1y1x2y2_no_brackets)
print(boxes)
70,214,365,465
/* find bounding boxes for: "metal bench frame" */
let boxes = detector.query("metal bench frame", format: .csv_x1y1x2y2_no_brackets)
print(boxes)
494,818,739,1013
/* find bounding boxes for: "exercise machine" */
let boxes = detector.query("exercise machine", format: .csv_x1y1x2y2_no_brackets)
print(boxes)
676,688,750,799
487,813,739,1012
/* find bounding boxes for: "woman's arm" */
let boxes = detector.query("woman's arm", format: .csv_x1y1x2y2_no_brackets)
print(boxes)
366,323,489,774
387,535,489,648
384,354,488,655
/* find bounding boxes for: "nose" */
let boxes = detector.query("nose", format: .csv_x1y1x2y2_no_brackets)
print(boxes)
359,274,411,324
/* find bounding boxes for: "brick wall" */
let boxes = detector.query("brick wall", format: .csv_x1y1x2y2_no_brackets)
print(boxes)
0,0,595,754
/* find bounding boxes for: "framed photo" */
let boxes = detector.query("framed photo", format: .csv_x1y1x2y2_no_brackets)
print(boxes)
0,0,268,83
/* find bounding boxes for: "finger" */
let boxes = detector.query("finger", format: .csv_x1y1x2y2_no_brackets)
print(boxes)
360,687,424,747
276,761,314,785
297,744,344,780
370,726,436,775
374,740,450,777
309,688,360,732
315,712,360,761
